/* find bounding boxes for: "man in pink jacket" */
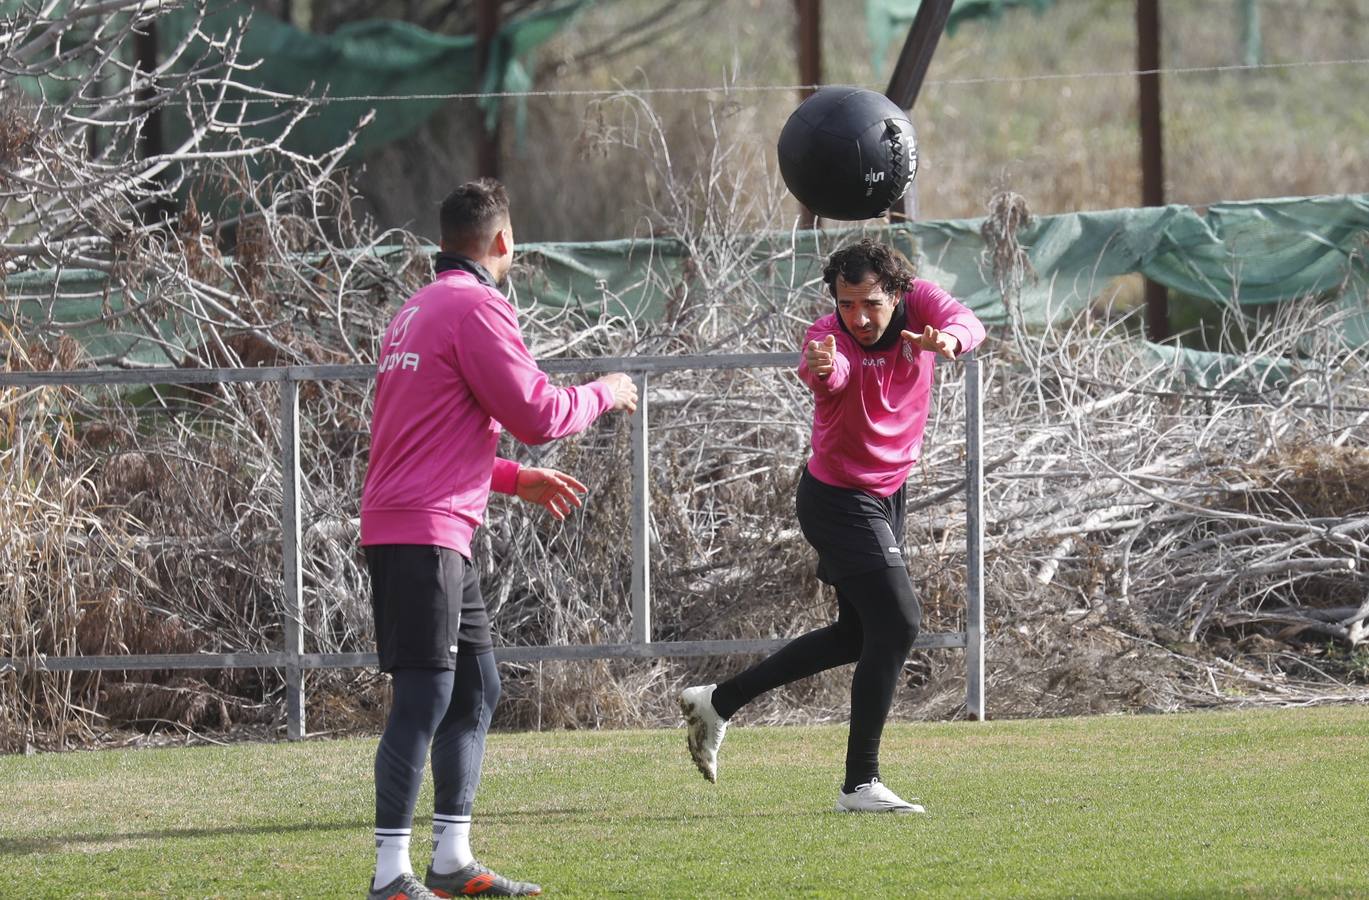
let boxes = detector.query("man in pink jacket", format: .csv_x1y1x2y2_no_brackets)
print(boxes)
680,238,985,814
360,179,636,900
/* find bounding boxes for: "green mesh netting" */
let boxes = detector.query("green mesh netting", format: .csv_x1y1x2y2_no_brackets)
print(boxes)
7,195,1367,366
7,0,589,159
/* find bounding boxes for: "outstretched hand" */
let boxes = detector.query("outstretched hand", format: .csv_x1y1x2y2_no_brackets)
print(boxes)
515,466,588,520
901,325,960,360
805,333,838,380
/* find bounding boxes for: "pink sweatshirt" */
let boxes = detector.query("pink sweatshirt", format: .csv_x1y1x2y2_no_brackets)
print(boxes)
798,279,986,497
361,269,616,556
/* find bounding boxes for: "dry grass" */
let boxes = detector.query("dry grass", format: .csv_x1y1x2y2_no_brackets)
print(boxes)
355,1,1369,242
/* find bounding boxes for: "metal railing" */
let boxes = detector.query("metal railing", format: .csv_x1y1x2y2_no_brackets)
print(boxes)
0,352,986,736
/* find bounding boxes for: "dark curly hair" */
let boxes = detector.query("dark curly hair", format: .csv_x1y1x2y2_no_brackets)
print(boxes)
821,238,916,300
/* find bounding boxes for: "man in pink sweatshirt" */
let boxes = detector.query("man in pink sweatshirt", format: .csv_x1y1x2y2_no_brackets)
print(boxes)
680,238,985,814
360,179,636,900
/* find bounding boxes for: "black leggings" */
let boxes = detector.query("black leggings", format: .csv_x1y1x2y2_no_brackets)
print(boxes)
374,650,501,829
709,566,921,791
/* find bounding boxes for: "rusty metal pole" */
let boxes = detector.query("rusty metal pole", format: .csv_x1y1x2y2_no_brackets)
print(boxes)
1138,0,1169,341
134,19,172,221
134,21,162,163
476,0,502,179
883,0,954,222
883,0,954,110
795,0,821,229
88,76,101,159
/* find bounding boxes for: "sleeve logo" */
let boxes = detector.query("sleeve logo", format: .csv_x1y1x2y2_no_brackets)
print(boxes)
380,306,422,373
387,306,420,347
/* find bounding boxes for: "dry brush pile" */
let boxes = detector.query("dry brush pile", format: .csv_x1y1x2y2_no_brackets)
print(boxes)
2,4,1367,751
0,0,422,749
915,298,1369,721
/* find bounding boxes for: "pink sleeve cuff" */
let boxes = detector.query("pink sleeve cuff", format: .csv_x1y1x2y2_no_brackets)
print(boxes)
941,324,979,357
490,456,521,495
798,355,849,393
591,379,616,411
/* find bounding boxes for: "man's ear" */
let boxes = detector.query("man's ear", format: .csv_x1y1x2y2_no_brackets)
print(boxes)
491,226,511,258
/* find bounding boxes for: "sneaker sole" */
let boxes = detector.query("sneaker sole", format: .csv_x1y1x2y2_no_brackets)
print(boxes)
426,870,542,897
678,695,717,784
834,802,925,814
428,886,542,898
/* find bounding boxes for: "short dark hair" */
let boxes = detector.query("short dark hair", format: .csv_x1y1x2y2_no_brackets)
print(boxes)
439,178,510,251
822,238,915,299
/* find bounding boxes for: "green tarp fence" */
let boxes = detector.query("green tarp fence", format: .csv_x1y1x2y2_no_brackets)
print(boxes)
5,194,1368,367
6,0,588,160
866,0,1057,70
513,194,1369,344
866,0,1267,76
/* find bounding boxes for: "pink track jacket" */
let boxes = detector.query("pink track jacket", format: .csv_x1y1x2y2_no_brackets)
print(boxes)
798,279,986,497
361,269,616,556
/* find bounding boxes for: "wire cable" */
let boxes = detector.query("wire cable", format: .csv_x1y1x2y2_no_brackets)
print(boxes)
60,56,1369,110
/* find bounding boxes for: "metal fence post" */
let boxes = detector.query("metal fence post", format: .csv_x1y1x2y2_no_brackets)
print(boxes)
280,375,306,739
630,373,651,644
964,352,986,721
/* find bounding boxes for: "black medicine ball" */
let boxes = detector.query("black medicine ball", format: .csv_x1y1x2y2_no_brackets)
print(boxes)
777,86,918,221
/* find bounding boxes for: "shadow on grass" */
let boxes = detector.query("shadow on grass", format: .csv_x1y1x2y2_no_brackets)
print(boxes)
0,807,803,856
0,818,367,856
476,808,818,824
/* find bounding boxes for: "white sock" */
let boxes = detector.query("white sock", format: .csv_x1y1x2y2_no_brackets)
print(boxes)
430,813,473,874
373,828,413,890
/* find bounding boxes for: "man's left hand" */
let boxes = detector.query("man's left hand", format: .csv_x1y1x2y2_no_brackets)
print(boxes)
515,466,587,520
901,325,960,360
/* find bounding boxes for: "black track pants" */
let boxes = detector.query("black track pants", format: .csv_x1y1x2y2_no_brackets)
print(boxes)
709,566,921,789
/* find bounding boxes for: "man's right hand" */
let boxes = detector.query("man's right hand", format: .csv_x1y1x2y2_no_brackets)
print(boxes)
597,372,638,413
805,334,837,380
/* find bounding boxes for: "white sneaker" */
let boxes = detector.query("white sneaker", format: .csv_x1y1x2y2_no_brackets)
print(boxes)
834,778,925,814
679,684,728,783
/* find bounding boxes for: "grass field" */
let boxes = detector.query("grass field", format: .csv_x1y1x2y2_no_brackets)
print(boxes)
3,705,1368,898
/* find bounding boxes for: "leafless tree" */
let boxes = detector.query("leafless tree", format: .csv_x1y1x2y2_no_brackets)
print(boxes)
1,0,428,749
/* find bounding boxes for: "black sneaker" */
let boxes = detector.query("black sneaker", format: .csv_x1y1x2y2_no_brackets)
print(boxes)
425,861,542,897
368,871,442,900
